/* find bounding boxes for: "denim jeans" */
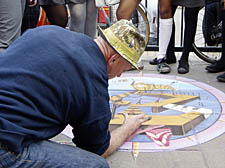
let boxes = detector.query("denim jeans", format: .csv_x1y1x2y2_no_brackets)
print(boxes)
0,140,109,168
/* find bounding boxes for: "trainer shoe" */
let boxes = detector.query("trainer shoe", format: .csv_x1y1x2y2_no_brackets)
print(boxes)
157,62,171,74
217,73,225,82
177,60,189,74
205,61,225,73
149,55,176,65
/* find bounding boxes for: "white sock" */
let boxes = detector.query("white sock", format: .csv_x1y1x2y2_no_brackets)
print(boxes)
157,18,173,61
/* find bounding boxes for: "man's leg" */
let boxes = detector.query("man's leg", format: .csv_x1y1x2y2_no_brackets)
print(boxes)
85,0,98,38
0,140,109,168
41,5,68,28
116,0,140,20
68,2,86,34
149,3,176,65
156,0,172,73
0,0,26,54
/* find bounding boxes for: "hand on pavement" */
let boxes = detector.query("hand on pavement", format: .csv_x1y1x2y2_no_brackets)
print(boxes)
121,113,152,137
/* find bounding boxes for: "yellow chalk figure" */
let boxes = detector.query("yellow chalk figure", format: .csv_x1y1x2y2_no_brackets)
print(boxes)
110,112,205,135
132,82,175,91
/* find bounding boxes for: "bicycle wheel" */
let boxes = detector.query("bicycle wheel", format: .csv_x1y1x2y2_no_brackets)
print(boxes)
192,6,222,64
105,4,150,47
135,5,150,47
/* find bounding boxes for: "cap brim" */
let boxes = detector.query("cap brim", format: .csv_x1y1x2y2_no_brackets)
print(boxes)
97,25,140,71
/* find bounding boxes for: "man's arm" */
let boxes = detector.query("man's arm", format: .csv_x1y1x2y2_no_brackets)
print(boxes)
116,0,141,20
101,113,151,158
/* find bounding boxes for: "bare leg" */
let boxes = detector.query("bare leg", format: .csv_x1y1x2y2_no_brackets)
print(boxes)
41,5,68,28
116,0,140,20
158,0,173,60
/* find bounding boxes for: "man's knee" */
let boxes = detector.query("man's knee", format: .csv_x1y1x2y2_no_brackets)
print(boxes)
97,157,109,168
90,155,109,168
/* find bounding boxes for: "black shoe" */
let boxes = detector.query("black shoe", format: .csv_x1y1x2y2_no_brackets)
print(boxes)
149,55,176,65
149,58,158,65
178,60,189,74
217,73,225,82
205,61,225,73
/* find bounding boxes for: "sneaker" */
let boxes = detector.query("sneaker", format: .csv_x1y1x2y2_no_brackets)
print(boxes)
177,60,189,74
217,73,225,82
149,56,176,65
157,62,171,74
205,61,225,73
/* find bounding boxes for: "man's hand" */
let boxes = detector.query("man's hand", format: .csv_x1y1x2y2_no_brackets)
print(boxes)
28,0,37,7
121,113,152,137
101,113,151,158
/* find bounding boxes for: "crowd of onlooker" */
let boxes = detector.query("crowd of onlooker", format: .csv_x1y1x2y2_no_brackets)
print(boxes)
0,0,225,82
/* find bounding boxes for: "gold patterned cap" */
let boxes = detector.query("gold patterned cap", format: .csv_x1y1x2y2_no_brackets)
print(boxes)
98,19,146,70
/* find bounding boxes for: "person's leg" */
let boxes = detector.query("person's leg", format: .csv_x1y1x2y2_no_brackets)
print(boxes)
203,2,220,46
21,1,40,34
158,0,172,60
68,2,86,34
116,0,140,20
84,0,98,38
0,140,109,168
216,9,225,81
149,4,176,65
0,0,26,54
165,5,177,62
41,5,68,27
178,7,200,74
205,2,225,73
156,0,172,73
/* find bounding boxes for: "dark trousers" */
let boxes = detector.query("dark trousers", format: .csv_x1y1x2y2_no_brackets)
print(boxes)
166,6,201,62
220,9,225,62
21,1,40,34
203,2,222,46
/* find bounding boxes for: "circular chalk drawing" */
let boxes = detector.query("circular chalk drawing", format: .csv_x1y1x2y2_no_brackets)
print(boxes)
108,73,225,152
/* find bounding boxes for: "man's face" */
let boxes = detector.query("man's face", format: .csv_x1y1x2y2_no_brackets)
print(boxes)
107,55,132,79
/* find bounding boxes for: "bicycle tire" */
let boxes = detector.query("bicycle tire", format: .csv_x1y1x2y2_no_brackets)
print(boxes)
192,43,217,64
135,5,150,47
192,5,221,64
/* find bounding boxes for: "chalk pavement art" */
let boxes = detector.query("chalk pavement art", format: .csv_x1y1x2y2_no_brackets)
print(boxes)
108,73,225,152
62,73,225,153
